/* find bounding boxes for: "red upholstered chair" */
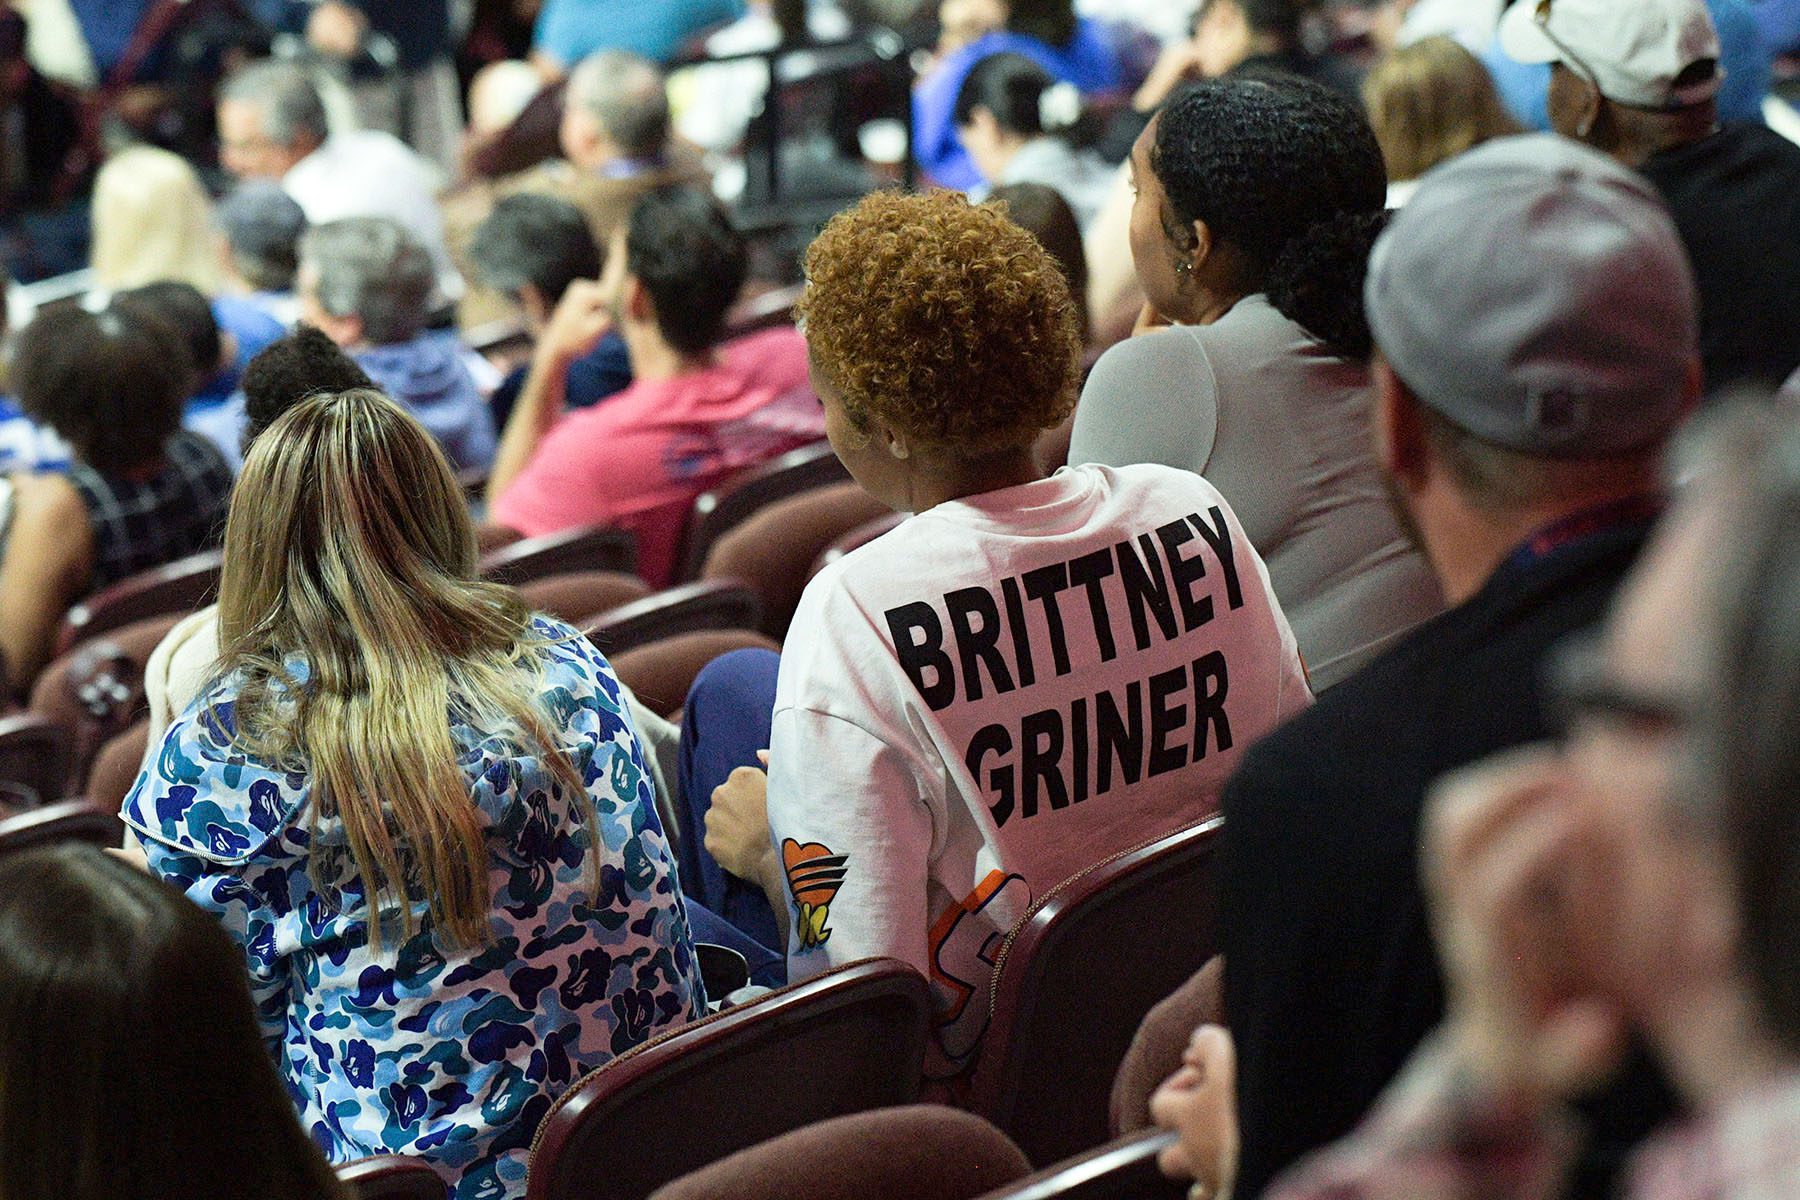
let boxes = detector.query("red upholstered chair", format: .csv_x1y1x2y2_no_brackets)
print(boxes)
722,281,804,339
972,1130,1188,1200
608,629,781,719
525,958,933,1200
30,612,182,795
581,582,762,659
0,797,122,853
55,548,223,656
84,719,150,818
516,571,652,626
676,440,847,582
808,510,908,578
1109,956,1225,1136
966,817,1224,1166
0,714,73,808
699,480,889,639
647,1106,1031,1200
337,1155,449,1200
479,525,636,586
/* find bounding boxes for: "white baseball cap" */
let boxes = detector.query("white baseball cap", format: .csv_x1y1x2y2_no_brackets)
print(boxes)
1498,0,1722,110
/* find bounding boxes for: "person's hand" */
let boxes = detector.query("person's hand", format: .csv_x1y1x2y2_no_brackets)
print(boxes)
1133,302,1172,337
704,757,773,883
1133,39,1203,112
306,1,368,59
536,278,616,371
1423,749,1629,1104
1149,1024,1239,1200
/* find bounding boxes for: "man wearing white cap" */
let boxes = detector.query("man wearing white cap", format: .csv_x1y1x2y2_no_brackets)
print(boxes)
1499,0,1800,394
1206,133,1695,1200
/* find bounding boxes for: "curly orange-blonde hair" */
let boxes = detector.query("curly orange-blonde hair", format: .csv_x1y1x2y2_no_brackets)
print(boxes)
797,189,1081,458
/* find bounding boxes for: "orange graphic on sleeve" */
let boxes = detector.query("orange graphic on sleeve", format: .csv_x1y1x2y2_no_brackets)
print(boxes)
782,839,849,950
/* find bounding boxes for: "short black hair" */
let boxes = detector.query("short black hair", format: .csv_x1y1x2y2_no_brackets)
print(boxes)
111,282,221,388
239,324,375,449
468,193,603,307
955,52,1059,134
626,187,747,356
13,305,190,474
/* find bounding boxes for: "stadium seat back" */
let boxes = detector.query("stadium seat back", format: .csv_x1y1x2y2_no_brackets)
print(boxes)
516,570,652,626
677,440,846,582
0,798,121,854
337,1155,449,1200
971,1130,1188,1200
968,817,1224,1165
525,958,932,1200
0,714,73,808
582,581,761,659
700,480,889,640
608,629,781,719
808,510,907,578
85,719,150,818
479,525,636,586
31,612,182,794
56,549,223,657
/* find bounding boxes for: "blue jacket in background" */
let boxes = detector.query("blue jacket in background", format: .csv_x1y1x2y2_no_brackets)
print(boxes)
913,20,1124,192
354,331,498,471
532,0,746,67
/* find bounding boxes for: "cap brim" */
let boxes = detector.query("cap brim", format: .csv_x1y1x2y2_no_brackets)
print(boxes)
1497,1,1561,66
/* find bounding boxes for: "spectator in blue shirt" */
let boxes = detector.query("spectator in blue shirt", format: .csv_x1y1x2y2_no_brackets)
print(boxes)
532,0,747,70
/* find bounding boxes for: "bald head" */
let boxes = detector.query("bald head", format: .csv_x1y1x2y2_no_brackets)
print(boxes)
560,50,670,169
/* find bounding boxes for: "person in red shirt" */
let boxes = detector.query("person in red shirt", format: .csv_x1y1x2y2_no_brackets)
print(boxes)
487,186,823,586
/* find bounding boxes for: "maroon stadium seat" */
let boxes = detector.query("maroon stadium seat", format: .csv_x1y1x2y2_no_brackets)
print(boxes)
972,1130,1188,1200
581,581,761,659
479,525,636,585
676,440,847,582
30,612,181,795
516,570,652,626
56,548,222,656
0,797,121,854
967,818,1224,1165
648,1106,1030,1200
525,958,933,1200
84,719,149,819
607,629,781,719
0,713,73,808
337,1155,449,1200
808,510,907,578
1109,956,1225,1137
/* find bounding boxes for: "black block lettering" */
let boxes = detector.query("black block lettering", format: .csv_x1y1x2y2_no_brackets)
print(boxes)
1191,651,1233,757
1117,533,1179,651
1189,507,1244,610
1070,696,1089,805
1147,663,1190,777
944,586,1016,703
886,602,956,711
1156,517,1215,634
1067,547,1119,663
1019,708,1068,818
999,575,1036,688
966,724,1016,827
1022,562,1074,676
1095,680,1144,797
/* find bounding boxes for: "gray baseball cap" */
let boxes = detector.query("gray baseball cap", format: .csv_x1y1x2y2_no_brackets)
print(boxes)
1365,133,1697,457
217,181,308,261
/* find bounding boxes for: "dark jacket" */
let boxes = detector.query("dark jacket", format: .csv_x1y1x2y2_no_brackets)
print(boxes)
1221,513,1677,1199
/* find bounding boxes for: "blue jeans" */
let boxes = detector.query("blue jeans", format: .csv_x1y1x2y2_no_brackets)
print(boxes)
677,648,785,978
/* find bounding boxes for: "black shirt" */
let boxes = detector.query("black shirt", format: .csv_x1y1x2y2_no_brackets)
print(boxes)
1220,514,1678,1199
1638,122,1800,394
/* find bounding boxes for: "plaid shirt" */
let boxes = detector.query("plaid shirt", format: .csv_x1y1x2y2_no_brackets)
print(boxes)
68,430,233,590
1269,1037,1800,1200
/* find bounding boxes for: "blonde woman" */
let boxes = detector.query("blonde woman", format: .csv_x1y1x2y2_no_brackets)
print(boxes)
1362,36,1519,207
90,144,223,292
122,389,705,1200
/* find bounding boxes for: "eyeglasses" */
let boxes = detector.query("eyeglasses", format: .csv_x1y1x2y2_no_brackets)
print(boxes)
1544,632,1695,740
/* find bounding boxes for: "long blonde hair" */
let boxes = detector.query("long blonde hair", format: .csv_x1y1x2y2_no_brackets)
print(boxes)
216,389,590,951
1362,37,1520,183
91,144,223,292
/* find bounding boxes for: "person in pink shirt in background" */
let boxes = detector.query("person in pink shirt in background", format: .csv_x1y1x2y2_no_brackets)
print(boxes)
487,186,822,587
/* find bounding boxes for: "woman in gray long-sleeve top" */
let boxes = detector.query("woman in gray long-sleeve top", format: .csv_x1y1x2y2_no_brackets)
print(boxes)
1070,75,1443,691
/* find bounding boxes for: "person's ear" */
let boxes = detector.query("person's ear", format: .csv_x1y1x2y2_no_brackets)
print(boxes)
1575,82,1605,141
622,275,652,324
1181,218,1214,279
1373,356,1427,488
880,421,910,461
